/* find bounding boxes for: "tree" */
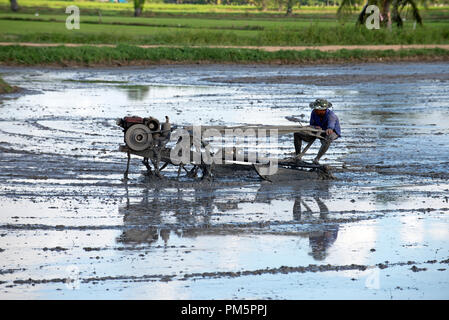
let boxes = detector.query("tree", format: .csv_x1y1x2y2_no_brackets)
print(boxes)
391,0,422,27
337,0,424,27
250,0,269,11
10,0,19,12
274,0,285,12
285,0,297,16
134,0,145,17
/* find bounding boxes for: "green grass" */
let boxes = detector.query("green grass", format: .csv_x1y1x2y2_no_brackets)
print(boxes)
1,17,448,46
0,0,331,17
63,79,128,83
0,1,447,47
1,0,447,20
0,1,447,64
0,12,332,29
0,75,19,93
0,44,448,66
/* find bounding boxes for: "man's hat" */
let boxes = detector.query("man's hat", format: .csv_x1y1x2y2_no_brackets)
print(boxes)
309,99,332,110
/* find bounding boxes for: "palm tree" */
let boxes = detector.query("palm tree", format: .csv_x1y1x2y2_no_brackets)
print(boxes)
391,0,423,27
10,0,19,12
337,0,423,27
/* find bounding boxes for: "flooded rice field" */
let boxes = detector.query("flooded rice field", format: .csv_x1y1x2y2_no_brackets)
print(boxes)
0,62,448,299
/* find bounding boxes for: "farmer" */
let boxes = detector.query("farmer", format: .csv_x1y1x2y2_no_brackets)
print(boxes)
294,98,341,165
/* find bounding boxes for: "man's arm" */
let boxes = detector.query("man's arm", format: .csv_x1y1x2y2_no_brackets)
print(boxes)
326,112,338,135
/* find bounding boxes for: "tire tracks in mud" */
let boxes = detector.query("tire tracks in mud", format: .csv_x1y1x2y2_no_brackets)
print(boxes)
333,166,449,180
203,72,449,86
7,258,449,286
27,120,111,138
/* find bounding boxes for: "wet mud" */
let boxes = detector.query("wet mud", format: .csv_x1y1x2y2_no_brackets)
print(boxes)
203,72,449,86
0,62,448,299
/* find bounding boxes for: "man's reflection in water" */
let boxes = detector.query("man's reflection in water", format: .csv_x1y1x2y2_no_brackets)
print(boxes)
308,226,339,261
292,183,339,261
293,196,329,220
160,228,170,247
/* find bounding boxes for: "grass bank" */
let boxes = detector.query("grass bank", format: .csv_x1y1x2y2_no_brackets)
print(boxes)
0,45,448,66
0,75,20,93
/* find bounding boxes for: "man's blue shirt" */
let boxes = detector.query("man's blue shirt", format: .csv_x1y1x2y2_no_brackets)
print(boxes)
310,109,341,137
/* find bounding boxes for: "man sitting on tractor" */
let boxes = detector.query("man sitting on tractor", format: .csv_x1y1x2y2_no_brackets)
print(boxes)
294,99,341,165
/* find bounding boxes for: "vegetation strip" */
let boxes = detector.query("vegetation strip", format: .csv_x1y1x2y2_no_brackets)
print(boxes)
0,15,266,31
0,1,447,20
0,75,20,93
1,19,448,46
0,45,448,66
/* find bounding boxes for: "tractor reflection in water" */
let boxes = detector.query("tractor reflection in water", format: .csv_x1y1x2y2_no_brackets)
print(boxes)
116,182,339,261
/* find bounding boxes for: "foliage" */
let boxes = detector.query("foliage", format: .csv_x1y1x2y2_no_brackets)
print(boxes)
0,44,448,65
1,16,448,46
338,0,427,27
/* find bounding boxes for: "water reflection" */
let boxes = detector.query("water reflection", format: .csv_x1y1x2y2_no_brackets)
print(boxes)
293,195,329,220
294,195,339,260
119,85,150,101
308,225,339,261
117,181,339,260
117,184,216,245
257,181,339,260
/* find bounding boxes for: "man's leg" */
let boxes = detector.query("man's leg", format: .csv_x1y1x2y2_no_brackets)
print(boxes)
313,132,338,164
294,133,302,155
294,132,315,160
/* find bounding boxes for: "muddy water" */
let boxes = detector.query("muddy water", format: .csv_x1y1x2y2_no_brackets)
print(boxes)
0,63,448,299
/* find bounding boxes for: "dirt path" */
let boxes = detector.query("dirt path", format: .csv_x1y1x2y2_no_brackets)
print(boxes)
1,42,449,51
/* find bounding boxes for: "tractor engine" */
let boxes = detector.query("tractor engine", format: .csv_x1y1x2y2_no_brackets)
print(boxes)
116,116,171,151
